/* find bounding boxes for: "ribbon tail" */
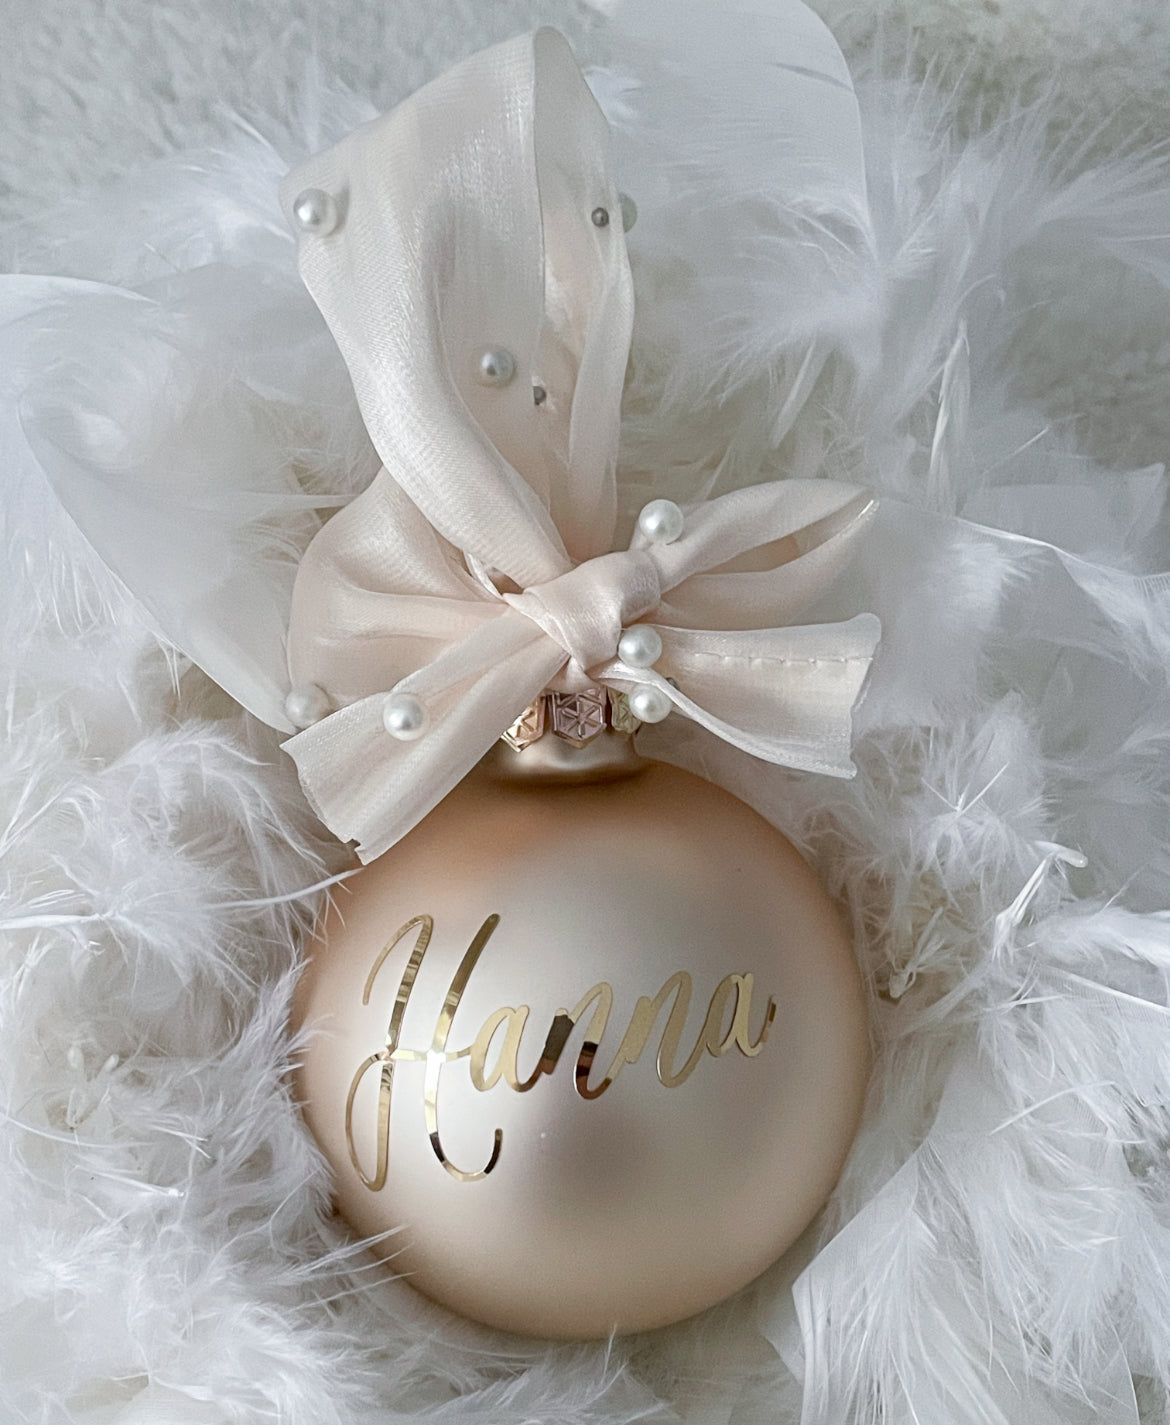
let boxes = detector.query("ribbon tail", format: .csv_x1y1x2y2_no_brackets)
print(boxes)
648,482,878,631
284,612,566,862
602,612,881,776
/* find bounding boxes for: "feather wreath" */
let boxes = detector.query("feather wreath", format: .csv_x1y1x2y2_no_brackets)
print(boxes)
3,0,1170,1421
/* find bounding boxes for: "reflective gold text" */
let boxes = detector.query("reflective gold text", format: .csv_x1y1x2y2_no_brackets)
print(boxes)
345,914,776,1186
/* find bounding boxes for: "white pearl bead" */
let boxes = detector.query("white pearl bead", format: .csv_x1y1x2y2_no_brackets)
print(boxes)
292,187,340,236
284,683,332,728
474,347,516,387
628,684,672,724
383,692,428,740
637,499,685,544
619,192,638,232
617,625,663,668
591,206,610,228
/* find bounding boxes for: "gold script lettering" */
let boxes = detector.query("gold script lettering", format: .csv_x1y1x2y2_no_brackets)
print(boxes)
344,914,432,1192
348,913,777,1190
422,913,502,1181
469,1005,530,1091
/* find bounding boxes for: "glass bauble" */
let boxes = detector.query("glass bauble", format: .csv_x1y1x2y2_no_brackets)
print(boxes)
293,751,868,1338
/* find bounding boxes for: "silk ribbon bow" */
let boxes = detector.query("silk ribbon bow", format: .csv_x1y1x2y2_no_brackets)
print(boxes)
279,28,880,863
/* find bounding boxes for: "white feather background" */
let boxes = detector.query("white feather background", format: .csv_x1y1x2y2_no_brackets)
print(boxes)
4,2,1170,1423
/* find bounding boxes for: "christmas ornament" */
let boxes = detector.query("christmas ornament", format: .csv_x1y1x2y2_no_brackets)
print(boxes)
33,9,882,1340
295,745,870,1337
276,24,879,1336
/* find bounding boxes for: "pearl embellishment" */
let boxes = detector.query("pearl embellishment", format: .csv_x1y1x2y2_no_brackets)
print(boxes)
637,499,685,545
627,684,673,724
383,692,428,740
292,188,340,236
284,683,332,729
474,347,516,387
533,385,547,406
619,193,638,232
591,206,610,228
617,625,663,669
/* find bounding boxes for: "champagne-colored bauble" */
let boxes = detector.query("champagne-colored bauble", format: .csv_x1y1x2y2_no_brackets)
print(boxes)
294,742,869,1338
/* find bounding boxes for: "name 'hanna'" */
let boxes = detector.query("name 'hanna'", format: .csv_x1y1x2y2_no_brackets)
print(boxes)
345,913,777,1185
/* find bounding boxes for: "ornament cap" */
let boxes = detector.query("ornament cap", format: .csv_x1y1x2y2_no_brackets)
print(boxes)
483,686,648,784
479,725,646,786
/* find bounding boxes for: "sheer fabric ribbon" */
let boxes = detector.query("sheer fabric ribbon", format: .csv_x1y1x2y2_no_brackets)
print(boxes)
280,28,880,862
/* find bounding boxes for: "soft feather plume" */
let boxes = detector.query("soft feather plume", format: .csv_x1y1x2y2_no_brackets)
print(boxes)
4,4,1170,1423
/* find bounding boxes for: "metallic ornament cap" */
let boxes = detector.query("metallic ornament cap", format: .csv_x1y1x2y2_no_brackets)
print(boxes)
501,699,546,752
480,726,645,785
491,689,645,783
608,690,641,736
549,688,608,746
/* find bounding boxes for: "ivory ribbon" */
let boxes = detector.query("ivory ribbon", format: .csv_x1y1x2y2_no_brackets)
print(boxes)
279,28,881,862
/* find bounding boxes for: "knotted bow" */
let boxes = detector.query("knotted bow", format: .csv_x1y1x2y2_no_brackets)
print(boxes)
280,28,880,862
